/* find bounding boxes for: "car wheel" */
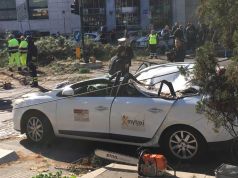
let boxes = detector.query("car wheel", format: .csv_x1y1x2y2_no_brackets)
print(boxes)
25,113,53,144
161,126,207,161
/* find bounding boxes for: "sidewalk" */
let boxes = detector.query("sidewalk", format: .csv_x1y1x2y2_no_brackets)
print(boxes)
81,163,215,178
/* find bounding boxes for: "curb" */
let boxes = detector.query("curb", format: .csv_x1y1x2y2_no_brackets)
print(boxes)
0,149,19,165
80,163,215,178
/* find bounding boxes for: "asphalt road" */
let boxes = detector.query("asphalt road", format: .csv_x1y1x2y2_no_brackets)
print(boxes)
5,136,237,176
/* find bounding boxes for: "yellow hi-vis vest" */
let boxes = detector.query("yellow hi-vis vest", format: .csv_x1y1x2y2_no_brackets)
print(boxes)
8,38,19,53
19,40,28,53
149,34,158,45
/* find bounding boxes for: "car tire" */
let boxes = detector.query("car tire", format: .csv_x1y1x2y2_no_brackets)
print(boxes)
25,113,54,144
160,126,207,161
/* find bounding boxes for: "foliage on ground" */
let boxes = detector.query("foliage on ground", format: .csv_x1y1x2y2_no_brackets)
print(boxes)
0,49,8,68
84,39,117,61
65,155,111,175
35,36,118,67
31,153,112,178
32,171,76,178
48,60,91,75
84,38,148,61
35,36,75,65
79,68,90,74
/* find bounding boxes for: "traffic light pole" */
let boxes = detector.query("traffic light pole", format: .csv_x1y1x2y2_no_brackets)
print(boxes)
79,0,86,63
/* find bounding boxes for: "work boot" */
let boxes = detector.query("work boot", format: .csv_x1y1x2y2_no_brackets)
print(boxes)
18,67,22,72
31,82,38,88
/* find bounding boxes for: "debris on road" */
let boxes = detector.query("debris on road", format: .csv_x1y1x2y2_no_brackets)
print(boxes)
2,81,12,90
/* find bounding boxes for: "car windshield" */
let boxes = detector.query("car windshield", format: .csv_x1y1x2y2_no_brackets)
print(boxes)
71,79,112,97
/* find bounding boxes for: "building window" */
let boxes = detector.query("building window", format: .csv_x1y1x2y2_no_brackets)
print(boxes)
150,0,172,29
82,0,106,32
28,0,48,20
115,0,140,29
0,0,17,20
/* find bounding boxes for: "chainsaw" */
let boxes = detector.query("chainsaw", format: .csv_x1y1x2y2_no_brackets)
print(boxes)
95,149,176,177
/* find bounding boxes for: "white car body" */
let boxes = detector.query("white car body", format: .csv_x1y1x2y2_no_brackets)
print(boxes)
13,62,234,160
84,32,100,42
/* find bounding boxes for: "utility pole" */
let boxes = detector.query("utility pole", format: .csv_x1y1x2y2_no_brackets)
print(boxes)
71,0,86,62
79,0,85,62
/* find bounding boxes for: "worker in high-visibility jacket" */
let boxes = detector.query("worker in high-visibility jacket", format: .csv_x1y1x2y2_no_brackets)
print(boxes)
19,36,28,70
148,30,158,59
7,35,20,71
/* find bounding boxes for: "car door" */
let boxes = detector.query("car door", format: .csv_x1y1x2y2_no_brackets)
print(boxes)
56,82,114,138
109,84,176,142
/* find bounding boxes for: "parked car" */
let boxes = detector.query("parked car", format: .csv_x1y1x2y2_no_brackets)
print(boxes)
13,62,235,161
84,32,101,42
72,31,101,43
135,31,174,54
127,31,140,47
136,36,148,48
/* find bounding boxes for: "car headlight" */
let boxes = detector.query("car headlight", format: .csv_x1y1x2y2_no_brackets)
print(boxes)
13,99,25,108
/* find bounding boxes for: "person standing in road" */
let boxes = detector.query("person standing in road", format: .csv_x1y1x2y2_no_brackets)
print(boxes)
148,30,158,59
19,36,28,71
7,34,20,72
174,25,184,41
124,39,134,73
26,36,38,87
172,22,179,35
185,22,197,52
167,25,186,62
109,38,134,75
197,23,207,47
161,25,171,52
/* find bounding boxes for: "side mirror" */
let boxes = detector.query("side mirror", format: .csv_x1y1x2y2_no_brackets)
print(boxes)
62,87,74,96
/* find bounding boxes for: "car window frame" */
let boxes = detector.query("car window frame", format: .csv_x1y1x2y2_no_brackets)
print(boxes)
72,79,113,97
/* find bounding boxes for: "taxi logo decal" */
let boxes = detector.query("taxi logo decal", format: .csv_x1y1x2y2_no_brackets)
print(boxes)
122,115,129,127
121,114,145,131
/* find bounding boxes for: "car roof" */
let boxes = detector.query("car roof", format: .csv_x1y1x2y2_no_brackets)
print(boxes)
136,62,195,92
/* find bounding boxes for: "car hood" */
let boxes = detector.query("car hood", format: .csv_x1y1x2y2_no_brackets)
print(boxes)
136,36,148,42
13,90,60,109
136,62,195,92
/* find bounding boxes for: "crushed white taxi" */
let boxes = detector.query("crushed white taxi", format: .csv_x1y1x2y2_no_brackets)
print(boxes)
13,62,234,161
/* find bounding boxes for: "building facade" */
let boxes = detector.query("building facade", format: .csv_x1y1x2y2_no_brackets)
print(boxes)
0,0,200,34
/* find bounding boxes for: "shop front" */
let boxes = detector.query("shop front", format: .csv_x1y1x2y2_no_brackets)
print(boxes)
82,0,106,32
150,0,172,29
115,0,140,30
